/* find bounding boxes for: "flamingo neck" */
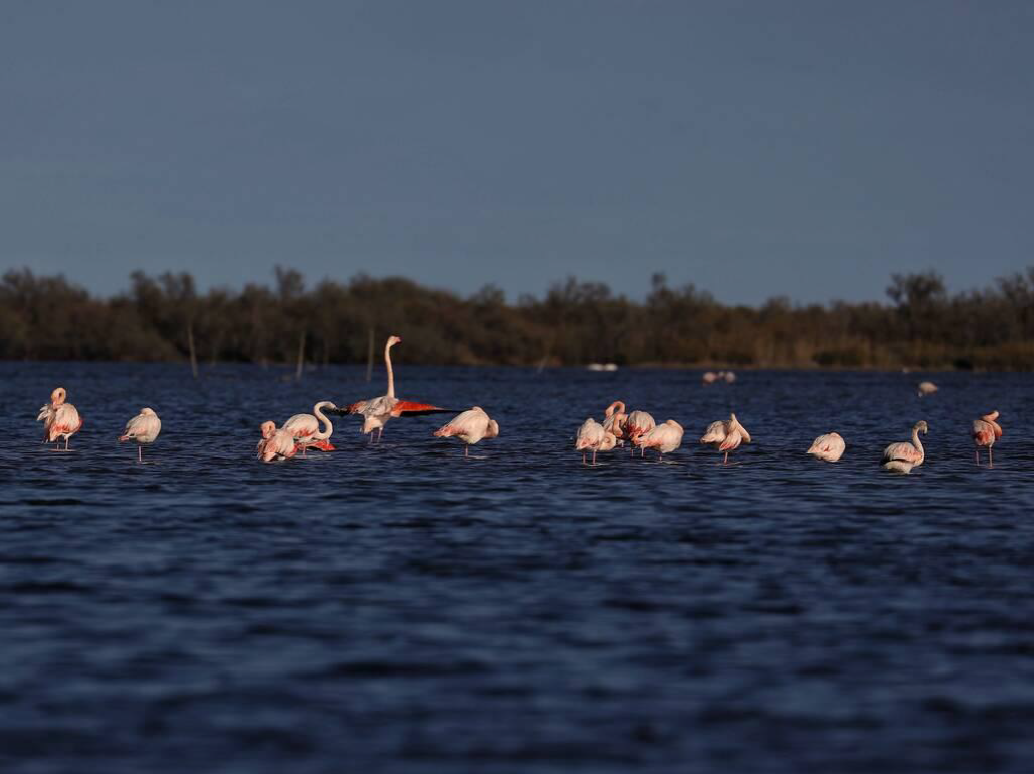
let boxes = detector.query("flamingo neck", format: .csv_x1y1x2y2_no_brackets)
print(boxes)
312,402,334,440
912,427,925,462
385,342,395,398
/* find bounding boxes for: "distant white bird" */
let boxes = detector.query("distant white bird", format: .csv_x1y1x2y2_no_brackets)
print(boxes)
635,420,684,461
119,407,161,463
37,386,82,450
701,413,751,465
881,420,928,474
972,410,1003,467
917,381,938,397
723,371,736,384
433,406,499,457
807,432,845,463
702,371,718,385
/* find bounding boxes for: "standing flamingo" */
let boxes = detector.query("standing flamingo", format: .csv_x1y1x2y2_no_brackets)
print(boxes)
917,381,938,397
256,420,299,463
575,418,609,466
283,401,338,455
807,432,846,463
119,407,161,463
333,335,450,442
635,420,684,461
37,387,83,450
881,420,928,474
972,410,1003,467
624,410,656,456
602,400,628,445
702,372,718,385
433,407,500,457
700,413,751,465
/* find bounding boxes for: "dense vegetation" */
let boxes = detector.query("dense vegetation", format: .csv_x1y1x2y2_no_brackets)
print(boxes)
1,267,1033,370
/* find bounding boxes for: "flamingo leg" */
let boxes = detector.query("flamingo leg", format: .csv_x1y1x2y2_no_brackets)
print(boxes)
989,446,994,468
464,445,469,458
592,449,597,466
723,451,729,465
138,445,143,464
975,449,980,466
582,451,587,466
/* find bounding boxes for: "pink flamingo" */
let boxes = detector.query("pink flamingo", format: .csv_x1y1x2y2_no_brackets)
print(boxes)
881,420,928,474
702,371,718,385
807,432,845,463
283,401,338,456
335,336,450,442
635,420,684,461
256,420,299,463
700,413,751,465
917,381,938,397
119,407,161,463
972,410,1002,467
624,410,656,456
433,407,500,457
575,418,610,466
602,400,628,445
37,387,83,450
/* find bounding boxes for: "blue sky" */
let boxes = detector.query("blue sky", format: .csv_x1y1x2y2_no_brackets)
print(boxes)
2,1,1031,304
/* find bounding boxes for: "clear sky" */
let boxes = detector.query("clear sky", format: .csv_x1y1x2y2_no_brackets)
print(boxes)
2,1,1031,305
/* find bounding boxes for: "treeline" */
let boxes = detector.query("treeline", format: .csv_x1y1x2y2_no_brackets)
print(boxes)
1,267,1033,369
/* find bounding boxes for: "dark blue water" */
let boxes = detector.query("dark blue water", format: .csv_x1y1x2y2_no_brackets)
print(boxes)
2,362,1033,774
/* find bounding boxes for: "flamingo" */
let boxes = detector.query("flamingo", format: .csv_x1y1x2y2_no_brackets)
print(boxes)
625,410,656,456
119,407,161,463
433,407,499,457
602,400,628,445
723,371,737,384
972,410,1003,467
283,401,337,456
702,371,718,385
575,418,610,466
700,413,751,465
635,420,684,461
807,432,845,463
37,387,83,450
881,420,928,474
333,335,450,442
917,381,938,397
256,420,299,463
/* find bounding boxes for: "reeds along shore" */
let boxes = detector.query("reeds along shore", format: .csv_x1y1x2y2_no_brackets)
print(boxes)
2,267,1033,370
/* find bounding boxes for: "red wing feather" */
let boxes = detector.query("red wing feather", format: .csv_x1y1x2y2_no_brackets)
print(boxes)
391,400,454,417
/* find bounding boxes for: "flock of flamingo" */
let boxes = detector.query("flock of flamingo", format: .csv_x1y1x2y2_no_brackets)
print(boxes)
35,336,1004,472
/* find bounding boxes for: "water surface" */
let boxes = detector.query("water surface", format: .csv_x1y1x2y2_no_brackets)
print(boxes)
2,363,1033,773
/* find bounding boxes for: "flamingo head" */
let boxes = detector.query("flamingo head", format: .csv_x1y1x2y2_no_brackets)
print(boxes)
51,387,66,405
730,413,751,443
983,410,1002,436
914,420,929,435
139,407,156,416
485,419,500,439
387,335,402,348
260,420,276,439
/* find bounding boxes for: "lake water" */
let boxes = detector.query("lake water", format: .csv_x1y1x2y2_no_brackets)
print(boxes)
2,362,1033,773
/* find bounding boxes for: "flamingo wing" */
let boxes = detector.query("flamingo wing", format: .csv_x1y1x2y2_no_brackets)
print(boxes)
882,441,921,464
391,400,455,416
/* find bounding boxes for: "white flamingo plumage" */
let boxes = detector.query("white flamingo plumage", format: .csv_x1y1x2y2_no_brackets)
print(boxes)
575,418,610,466
972,410,1002,467
701,413,751,465
433,407,499,457
602,400,627,445
256,420,298,463
119,407,161,463
881,420,928,474
917,381,938,397
624,410,655,456
337,335,450,442
37,387,82,450
283,401,337,456
636,420,684,461
807,432,845,463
